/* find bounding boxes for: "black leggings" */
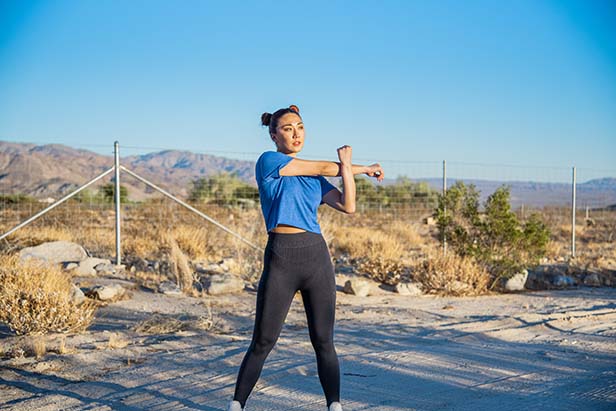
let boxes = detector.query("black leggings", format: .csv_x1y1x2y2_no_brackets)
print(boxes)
233,231,340,407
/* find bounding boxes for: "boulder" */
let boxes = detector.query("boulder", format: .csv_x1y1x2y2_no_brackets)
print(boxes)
204,274,245,295
64,262,78,271
74,257,110,277
343,277,372,297
526,264,571,290
85,284,125,301
195,258,237,274
395,282,422,296
553,275,576,288
158,281,183,296
583,273,601,287
70,284,86,305
19,241,87,264
504,270,528,292
95,262,124,277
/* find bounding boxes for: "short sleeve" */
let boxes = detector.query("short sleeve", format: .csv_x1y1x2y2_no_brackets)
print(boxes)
256,151,293,182
318,176,337,203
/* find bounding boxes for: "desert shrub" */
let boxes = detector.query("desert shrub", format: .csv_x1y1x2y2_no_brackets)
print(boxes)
99,183,129,204
349,175,439,211
329,226,411,285
332,226,404,261
413,253,490,296
189,173,259,206
358,257,408,285
0,255,97,335
0,193,37,204
434,182,550,282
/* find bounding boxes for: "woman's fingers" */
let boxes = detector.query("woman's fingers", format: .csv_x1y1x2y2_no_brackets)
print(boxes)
337,145,353,164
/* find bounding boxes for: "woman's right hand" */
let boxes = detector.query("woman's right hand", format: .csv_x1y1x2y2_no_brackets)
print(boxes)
365,163,384,182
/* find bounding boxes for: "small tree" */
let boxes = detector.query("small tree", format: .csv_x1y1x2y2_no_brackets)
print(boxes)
99,183,129,203
434,182,550,284
189,173,258,206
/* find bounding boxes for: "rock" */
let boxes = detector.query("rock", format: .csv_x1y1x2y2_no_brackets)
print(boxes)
583,273,601,287
127,257,149,273
343,278,371,297
423,216,436,225
94,262,122,276
395,282,422,296
158,281,183,296
526,264,572,290
70,284,86,304
504,270,528,292
74,257,110,276
19,241,87,264
204,274,245,295
86,284,125,301
64,262,78,271
196,258,237,274
553,275,576,288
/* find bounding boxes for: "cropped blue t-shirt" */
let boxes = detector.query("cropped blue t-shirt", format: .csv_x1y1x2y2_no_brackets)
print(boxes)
256,151,337,234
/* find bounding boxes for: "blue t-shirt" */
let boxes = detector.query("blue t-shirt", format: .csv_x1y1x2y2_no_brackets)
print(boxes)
256,151,337,234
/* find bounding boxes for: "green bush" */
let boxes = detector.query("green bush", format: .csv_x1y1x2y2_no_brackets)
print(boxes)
434,182,550,284
189,173,259,206
0,193,37,204
351,175,439,210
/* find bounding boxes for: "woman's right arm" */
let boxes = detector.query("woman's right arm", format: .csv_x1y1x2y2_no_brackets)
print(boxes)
280,158,384,181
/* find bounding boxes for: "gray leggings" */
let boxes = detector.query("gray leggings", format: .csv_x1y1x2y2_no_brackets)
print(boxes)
233,231,340,407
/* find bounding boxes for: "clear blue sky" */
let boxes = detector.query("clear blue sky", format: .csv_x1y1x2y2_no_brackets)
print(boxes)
1,0,615,181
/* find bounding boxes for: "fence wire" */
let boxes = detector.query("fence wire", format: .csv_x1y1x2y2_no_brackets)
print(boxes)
1,146,615,269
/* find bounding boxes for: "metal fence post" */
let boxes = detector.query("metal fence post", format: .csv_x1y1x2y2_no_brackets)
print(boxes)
114,141,121,266
443,159,447,256
571,166,576,259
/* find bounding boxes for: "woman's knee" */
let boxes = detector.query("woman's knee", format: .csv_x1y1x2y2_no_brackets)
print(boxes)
250,335,277,356
311,335,335,354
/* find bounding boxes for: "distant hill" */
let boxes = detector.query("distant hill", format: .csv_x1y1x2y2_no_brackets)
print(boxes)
416,177,616,209
0,141,254,201
1,141,615,208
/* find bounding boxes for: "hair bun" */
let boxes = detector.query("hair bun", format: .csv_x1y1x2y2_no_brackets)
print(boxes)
289,104,300,113
261,112,272,126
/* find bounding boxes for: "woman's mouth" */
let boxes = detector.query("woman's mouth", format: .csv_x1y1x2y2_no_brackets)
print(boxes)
293,142,301,146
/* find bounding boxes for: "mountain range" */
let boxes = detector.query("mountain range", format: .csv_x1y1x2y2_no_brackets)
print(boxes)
1,141,615,209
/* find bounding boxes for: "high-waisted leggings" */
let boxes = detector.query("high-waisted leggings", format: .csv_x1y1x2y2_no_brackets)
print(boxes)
233,231,340,407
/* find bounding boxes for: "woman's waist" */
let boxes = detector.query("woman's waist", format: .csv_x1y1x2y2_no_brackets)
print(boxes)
266,229,325,249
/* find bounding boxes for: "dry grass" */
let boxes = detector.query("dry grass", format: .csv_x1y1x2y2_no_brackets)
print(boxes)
57,335,68,354
1,203,614,297
166,235,196,294
29,336,47,358
331,226,405,261
414,253,491,296
0,254,98,335
358,257,409,285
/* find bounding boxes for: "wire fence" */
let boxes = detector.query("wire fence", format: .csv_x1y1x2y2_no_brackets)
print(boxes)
1,143,615,267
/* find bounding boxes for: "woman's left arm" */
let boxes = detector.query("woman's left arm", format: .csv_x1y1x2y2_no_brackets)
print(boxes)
322,145,356,214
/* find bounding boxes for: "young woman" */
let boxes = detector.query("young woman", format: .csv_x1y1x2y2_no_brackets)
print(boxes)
228,105,384,411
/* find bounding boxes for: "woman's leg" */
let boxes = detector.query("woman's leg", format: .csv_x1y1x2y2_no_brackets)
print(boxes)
233,249,297,407
300,247,340,406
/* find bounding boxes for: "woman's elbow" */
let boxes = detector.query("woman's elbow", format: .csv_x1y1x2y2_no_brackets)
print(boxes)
344,205,356,214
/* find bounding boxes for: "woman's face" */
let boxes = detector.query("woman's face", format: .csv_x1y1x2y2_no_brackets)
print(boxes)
271,112,304,156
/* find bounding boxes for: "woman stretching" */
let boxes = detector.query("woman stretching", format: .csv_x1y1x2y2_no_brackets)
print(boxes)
228,105,384,411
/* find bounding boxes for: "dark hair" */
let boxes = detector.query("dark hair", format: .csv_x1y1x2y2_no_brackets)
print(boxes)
261,105,301,135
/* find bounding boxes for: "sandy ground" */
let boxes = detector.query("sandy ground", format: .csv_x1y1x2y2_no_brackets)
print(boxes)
1,277,615,411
